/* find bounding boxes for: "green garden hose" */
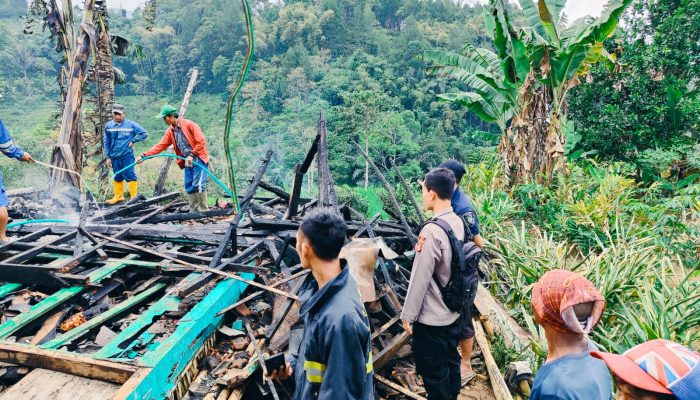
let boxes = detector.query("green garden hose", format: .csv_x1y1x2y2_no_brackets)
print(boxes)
7,219,72,229
223,0,255,212
113,154,235,198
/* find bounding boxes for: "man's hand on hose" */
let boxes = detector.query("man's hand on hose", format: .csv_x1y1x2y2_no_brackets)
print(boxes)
105,158,112,169
136,155,144,164
19,153,34,163
185,155,194,168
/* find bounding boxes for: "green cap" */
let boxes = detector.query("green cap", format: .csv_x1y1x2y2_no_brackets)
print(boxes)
155,104,178,118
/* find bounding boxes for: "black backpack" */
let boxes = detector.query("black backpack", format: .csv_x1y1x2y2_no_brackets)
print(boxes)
428,217,482,312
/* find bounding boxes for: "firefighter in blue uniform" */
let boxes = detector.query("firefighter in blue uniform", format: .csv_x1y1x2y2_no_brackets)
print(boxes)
0,119,34,243
438,159,484,386
103,104,148,205
269,210,374,399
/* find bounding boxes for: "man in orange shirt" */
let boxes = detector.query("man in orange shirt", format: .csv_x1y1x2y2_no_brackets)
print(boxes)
137,105,210,211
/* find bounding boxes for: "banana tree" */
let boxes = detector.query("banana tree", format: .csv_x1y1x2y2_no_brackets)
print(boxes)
425,0,631,186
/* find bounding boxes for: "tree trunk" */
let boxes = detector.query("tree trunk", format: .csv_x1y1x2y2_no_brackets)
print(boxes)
499,74,566,186
49,0,96,190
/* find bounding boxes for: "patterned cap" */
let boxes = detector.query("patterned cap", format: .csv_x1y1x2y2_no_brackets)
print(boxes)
592,339,700,399
531,269,605,334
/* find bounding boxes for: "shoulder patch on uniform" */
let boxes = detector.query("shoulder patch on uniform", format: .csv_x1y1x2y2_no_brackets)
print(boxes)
415,235,427,253
462,211,477,227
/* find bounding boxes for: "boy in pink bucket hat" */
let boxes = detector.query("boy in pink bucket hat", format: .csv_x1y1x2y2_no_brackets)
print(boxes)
592,339,700,400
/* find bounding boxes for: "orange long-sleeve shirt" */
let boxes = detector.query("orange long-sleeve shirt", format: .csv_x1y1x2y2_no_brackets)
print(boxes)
143,118,210,168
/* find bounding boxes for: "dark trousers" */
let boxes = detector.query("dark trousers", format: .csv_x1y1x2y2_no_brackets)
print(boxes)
412,319,461,400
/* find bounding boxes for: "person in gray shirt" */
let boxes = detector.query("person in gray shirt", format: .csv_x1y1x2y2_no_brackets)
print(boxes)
401,168,463,400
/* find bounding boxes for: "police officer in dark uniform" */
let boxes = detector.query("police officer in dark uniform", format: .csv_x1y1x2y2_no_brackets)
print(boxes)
438,159,484,386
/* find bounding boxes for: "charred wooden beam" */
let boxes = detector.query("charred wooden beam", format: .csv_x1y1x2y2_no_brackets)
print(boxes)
0,228,52,253
243,319,280,400
353,141,417,244
373,331,411,370
316,112,337,208
216,269,309,316
353,213,381,238
390,158,424,225
249,202,284,219
91,192,179,222
240,149,275,211
0,263,78,286
286,131,321,219
141,208,233,224
258,181,290,201
175,240,266,298
2,231,78,264
57,201,177,271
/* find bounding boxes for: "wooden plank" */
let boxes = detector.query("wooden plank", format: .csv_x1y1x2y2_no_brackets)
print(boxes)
0,369,119,400
0,257,135,339
371,315,401,340
0,342,137,384
111,368,152,400
115,274,253,400
94,275,189,359
373,330,411,370
0,283,23,298
41,283,167,349
473,318,514,400
29,310,65,346
375,375,426,400
390,157,424,225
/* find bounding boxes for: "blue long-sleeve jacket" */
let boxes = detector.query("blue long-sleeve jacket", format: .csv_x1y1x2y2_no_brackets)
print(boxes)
103,119,148,159
452,187,481,237
288,262,374,400
0,119,25,160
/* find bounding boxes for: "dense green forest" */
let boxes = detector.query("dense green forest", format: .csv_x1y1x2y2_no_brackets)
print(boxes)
0,0,698,357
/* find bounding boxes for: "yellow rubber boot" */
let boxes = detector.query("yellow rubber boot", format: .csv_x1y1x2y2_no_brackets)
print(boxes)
128,181,138,199
106,181,125,205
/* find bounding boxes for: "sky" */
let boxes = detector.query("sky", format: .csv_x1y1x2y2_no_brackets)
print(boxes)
107,0,608,22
